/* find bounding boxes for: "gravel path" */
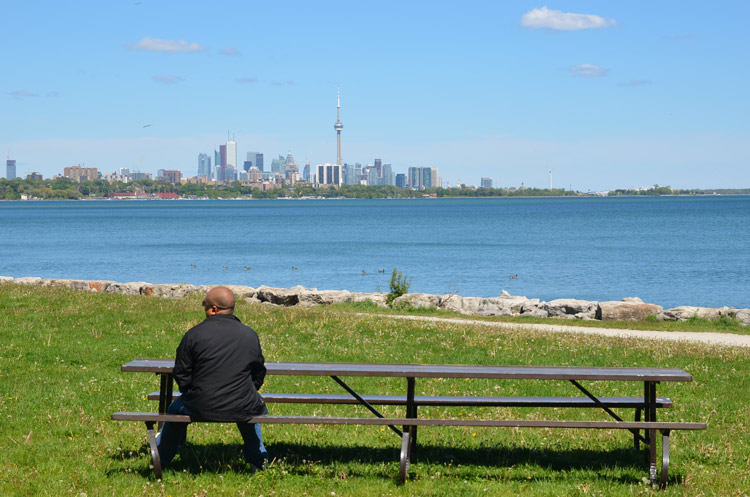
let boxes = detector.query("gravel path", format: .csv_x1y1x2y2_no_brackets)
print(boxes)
365,314,750,348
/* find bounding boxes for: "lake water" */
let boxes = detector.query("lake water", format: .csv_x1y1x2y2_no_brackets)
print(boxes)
1,196,749,309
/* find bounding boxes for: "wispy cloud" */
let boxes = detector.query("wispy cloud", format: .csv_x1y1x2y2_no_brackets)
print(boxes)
236,77,258,84
619,79,652,87
522,6,616,31
570,64,608,77
270,81,294,87
126,36,206,53
152,75,185,85
9,90,39,98
220,47,242,57
668,34,696,41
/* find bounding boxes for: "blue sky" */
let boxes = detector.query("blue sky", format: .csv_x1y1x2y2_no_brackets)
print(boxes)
2,1,748,190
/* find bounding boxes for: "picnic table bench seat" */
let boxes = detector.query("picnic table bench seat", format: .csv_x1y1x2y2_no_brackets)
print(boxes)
111,411,706,486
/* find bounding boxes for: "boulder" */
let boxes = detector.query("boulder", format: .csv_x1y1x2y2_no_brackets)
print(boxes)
393,293,442,309
348,292,388,307
298,289,352,306
0,276,13,283
146,284,198,299
14,276,43,285
255,286,301,306
660,306,736,322
104,281,153,295
735,309,750,326
43,279,116,292
597,301,663,321
544,299,598,320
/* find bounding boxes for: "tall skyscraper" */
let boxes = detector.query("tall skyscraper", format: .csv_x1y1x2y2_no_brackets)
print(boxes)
6,159,16,180
481,177,493,189
246,152,264,172
198,153,212,179
226,139,237,180
334,89,343,166
317,163,342,186
219,145,227,182
374,159,382,178
382,163,393,186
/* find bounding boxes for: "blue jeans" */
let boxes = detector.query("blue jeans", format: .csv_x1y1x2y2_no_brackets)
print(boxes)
156,397,268,469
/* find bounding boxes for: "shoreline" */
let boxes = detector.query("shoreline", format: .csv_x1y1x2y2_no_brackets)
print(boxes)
3,275,748,326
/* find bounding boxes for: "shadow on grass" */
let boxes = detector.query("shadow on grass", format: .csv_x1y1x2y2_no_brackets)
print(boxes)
110,439,656,483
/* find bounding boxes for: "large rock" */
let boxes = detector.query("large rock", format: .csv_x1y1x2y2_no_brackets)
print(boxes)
544,299,598,320
196,284,257,300
145,283,198,299
736,309,750,326
348,292,388,307
393,293,441,309
298,289,352,306
256,286,301,306
14,276,43,285
42,279,116,292
0,276,14,283
660,306,735,321
104,281,154,295
597,301,663,321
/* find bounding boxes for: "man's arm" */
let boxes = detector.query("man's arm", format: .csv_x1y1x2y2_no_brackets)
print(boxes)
251,343,266,391
173,334,193,392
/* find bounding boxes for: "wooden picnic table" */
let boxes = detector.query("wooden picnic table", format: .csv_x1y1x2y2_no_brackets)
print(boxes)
116,359,704,486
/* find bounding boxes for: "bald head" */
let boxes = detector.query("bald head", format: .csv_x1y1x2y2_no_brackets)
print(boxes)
203,286,235,315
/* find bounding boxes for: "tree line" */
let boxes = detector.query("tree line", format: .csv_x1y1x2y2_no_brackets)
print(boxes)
1,177,747,200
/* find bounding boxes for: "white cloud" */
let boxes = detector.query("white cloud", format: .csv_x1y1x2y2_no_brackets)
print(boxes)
220,47,242,56
126,37,206,53
9,90,39,98
152,75,185,85
522,6,616,31
570,64,608,77
235,77,258,84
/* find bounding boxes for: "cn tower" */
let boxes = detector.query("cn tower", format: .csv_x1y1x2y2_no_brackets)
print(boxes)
334,88,343,166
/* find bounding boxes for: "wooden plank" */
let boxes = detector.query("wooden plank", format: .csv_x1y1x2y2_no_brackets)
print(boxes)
110,412,706,430
122,360,693,382
147,391,673,408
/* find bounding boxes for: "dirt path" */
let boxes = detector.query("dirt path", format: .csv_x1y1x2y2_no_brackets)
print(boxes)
362,314,750,348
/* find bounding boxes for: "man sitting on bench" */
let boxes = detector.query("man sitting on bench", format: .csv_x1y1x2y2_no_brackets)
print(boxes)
156,286,269,471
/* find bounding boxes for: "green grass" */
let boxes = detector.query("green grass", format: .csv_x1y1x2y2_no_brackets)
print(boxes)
1,283,748,496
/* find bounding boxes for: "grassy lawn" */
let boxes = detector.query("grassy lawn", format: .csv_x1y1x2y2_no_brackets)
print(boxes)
1,283,748,496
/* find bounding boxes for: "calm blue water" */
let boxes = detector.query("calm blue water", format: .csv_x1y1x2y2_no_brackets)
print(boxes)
1,196,748,309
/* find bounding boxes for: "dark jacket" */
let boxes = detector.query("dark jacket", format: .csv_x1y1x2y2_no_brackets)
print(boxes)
173,313,267,421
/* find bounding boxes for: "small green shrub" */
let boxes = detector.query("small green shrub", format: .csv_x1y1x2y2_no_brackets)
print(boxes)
386,268,412,306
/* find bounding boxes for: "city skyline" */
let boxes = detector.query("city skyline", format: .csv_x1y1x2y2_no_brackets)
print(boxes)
2,1,749,190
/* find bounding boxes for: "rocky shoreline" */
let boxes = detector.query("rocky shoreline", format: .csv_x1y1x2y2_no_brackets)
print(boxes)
3,275,749,326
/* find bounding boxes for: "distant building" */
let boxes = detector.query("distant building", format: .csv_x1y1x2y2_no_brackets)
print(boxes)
129,171,151,181
408,166,440,189
246,152,263,172
198,153,212,179
395,173,406,188
219,144,227,182
316,163,342,186
27,172,43,180
163,170,182,184
480,177,493,189
374,158,382,177
270,155,285,174
6,159,16,180
226,140,237,180
382,163,394,186
303,162,311,182
64,165,98,182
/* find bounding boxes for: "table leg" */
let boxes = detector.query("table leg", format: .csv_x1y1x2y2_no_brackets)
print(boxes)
158,373,173,430
145,421,163,480
405,377,417,452
399,428,412,483
645,381,658,482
